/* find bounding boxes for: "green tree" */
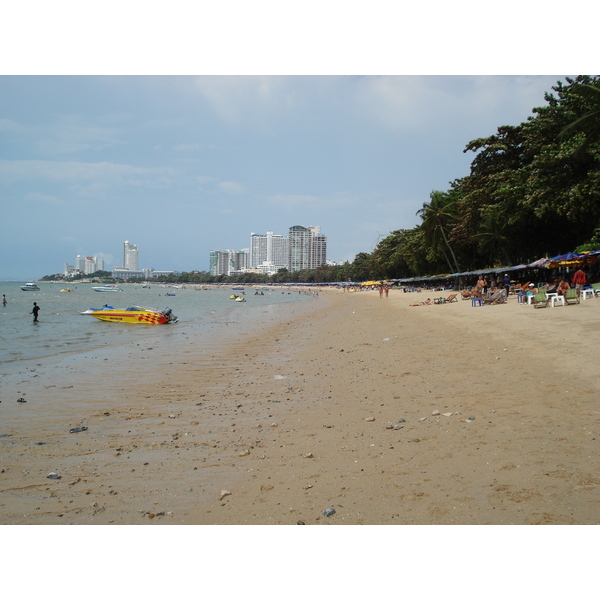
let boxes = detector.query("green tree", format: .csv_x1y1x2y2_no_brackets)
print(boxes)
416,190,460,273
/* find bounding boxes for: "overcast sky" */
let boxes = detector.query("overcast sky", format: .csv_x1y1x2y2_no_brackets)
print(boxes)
1,74,572,280
1,3,590,281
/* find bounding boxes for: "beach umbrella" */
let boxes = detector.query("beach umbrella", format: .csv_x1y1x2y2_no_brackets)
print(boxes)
528,257,550,268
546,251,585,268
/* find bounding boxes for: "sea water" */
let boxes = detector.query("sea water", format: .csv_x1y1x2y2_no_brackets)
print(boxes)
0,282,315,375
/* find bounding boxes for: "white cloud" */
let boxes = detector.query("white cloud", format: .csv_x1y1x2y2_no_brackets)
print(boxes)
173,143,208,152
0,159,177,189
25,191,67,206
218,181,244,194
267,194,320,210
0,117,23,133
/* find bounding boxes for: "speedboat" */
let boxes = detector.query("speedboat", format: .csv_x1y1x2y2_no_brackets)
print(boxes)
21,282,40,291
92,285,123,292
88,306,178,324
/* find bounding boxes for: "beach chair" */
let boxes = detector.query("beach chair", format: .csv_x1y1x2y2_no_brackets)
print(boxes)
434,293,458,304
592,283,600,297
484,290,506,305
513,282,529,295
532,291,549,308
564,289,580,305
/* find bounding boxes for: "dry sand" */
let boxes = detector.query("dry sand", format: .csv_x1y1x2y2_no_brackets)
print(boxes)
0,288,598,525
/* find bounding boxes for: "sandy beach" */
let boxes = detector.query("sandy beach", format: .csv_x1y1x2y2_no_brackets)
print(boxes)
0,287,598,525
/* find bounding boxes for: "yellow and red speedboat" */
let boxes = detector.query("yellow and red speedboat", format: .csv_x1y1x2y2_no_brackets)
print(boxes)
88,306,178,324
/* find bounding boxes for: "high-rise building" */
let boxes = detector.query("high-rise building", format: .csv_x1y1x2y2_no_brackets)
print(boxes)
124,241,139,271
84,256,96,274
288,225,327,271
75,255,85,272
250,231,289,274
210,249,249,276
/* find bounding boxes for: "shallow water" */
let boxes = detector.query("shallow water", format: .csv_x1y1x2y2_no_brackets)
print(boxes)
0,282,314,373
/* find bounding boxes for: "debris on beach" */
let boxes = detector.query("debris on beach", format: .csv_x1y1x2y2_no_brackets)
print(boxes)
365,417,375,422
432,410,440,416
274,375,287,380
69,426,88,433
323,508,336,517
47,472,61,479
219,490,232,500
442,412,453,417
304,453,314,458
17,398,27,403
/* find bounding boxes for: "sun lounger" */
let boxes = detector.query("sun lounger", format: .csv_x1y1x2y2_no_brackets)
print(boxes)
434,293,458,304
483,290,506,305
532,291,549,308
564,289,579,305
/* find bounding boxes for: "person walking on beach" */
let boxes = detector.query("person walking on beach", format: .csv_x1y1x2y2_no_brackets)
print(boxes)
30,302,40,322
502,274,511,297
571,268,586,298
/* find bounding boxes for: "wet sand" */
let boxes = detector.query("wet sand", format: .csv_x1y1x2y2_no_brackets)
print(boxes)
0,288,598,525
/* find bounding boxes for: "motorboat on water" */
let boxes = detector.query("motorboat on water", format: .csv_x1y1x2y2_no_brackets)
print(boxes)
92,285,123,292
21,282,40,291
88,306,178,324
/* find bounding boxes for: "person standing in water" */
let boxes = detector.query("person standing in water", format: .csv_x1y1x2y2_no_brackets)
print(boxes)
2,294,6,306
30,302,40,322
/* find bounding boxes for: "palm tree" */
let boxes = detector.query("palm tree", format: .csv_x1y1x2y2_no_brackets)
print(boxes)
558,83,600,151
473,212,512,266
416,190,460,273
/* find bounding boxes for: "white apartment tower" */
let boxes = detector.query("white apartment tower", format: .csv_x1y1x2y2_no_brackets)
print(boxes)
123,241,139,271
288,225,327,271
210,249,249,276
250,231,289,273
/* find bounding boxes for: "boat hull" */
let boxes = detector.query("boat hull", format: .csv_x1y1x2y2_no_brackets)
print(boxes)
91,311,168,324
88,306,177,324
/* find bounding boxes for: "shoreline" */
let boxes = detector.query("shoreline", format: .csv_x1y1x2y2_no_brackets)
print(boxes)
0,288,597,524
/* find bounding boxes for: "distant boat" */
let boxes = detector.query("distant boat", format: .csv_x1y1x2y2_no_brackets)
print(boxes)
21,282,39,291
92,285,123,292
165,293,176,296
232,287,244,291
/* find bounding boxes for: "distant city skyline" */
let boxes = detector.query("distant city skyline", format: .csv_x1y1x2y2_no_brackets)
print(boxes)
210,224,328,276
